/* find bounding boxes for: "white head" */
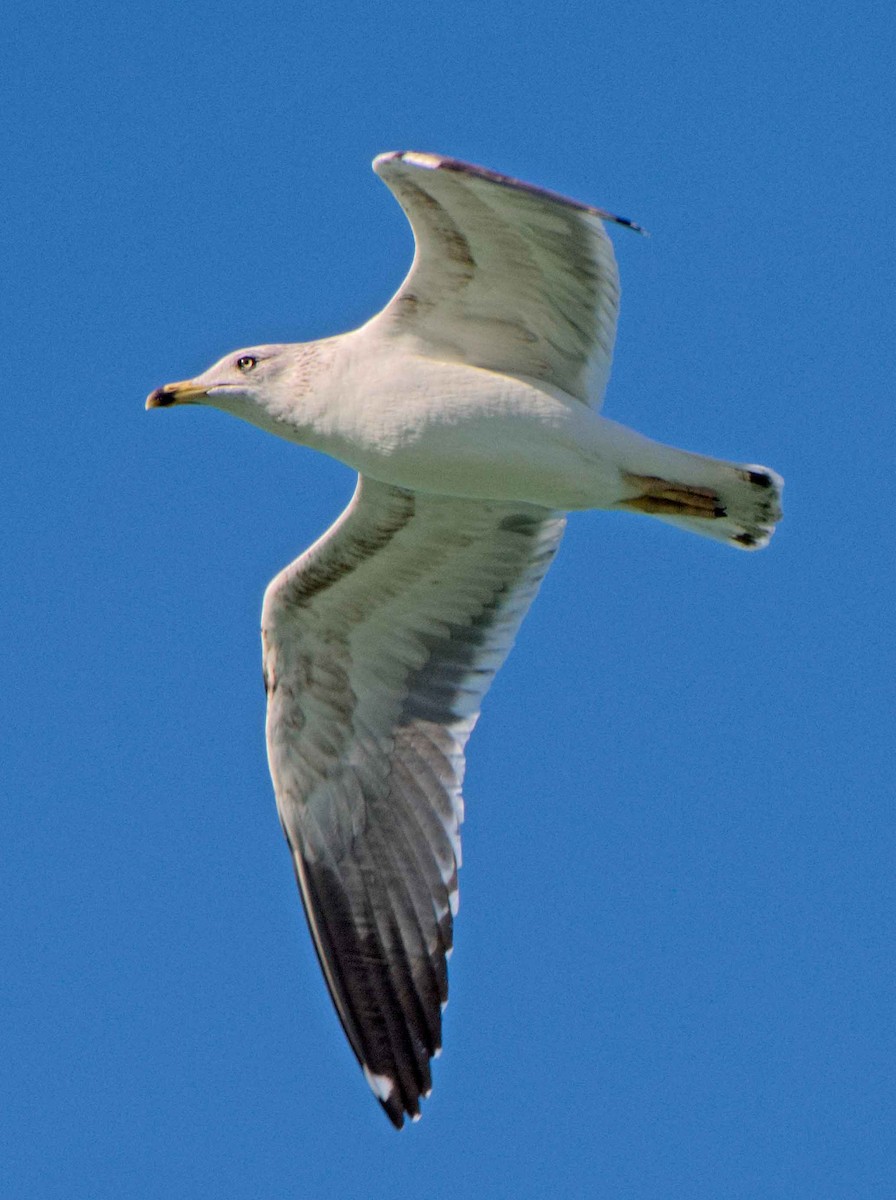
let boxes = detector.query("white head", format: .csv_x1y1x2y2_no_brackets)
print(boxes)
146,342,324,436
147,343,286,410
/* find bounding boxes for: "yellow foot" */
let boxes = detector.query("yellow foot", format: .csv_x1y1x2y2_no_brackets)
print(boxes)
616,473,725,519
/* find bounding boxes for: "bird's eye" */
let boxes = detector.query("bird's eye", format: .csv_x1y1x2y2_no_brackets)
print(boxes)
236,355,257,372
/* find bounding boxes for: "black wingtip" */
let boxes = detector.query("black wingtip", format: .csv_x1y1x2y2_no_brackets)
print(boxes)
612,213,650,237
382,1095,406,1129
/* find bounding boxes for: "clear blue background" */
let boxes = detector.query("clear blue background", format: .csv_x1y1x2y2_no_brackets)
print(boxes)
2,3,893,1196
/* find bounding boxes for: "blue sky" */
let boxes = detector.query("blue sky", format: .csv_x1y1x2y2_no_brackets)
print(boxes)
2,2,893,1196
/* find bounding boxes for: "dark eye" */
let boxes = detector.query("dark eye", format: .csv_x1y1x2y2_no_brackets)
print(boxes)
236,355,257,372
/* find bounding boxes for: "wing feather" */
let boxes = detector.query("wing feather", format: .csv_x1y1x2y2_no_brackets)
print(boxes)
262,475,565,1125
370,151,641,405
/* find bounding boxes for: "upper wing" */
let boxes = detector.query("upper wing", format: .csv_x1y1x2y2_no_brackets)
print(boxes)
368,151,643,407
261,475,565,1126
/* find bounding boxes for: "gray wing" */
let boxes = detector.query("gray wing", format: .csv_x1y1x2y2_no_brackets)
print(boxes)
369,151,643,407
261,476,565,1126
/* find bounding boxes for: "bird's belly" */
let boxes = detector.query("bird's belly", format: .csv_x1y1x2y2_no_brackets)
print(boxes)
321,360,626,509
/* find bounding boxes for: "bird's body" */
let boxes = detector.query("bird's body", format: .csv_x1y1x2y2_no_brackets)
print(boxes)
177,322,780,527
147,151,783,1127
206,332,654,507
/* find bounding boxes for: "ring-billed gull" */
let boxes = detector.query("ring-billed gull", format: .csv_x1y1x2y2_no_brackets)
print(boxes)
147,151,783,1127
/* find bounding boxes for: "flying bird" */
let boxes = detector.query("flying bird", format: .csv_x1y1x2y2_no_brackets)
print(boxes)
147,151,782,1127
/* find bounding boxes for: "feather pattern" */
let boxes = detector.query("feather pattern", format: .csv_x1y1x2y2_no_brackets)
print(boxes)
262,476,565,1124
369,151,631,406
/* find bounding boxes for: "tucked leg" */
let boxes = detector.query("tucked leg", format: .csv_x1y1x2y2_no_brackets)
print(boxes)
616,473,726,519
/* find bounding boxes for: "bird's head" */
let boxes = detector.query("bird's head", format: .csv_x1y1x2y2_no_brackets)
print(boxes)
145,344,293,417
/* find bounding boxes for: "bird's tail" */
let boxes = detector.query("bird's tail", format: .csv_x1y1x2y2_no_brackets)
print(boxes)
617,459,783,549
